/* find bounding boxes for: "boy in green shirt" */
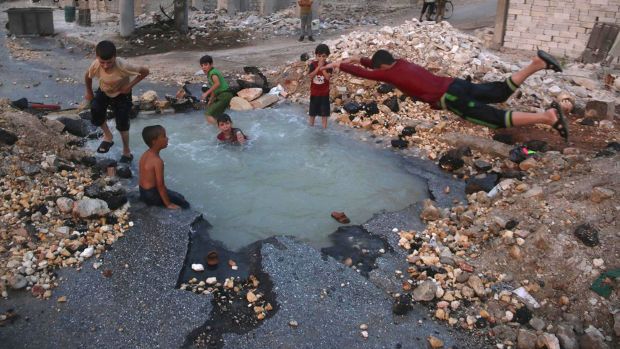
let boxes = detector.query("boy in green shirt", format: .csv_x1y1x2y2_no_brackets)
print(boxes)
199,55,233,124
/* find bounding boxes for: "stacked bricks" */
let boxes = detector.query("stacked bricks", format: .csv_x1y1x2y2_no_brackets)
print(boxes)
503,0,620,58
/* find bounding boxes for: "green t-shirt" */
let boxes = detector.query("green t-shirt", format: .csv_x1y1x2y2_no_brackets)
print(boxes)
208,68,229,95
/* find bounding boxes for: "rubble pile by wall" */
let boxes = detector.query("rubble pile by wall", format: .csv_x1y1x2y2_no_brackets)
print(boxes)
503,0,620,58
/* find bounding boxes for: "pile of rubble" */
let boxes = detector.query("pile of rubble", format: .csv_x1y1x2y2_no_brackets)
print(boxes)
0,100,132,300
135,5,381,43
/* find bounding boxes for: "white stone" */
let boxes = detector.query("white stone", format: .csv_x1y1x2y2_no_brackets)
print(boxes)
191,264,205,272
206,277,217,285
56,197,74,213
73,198,110,218
80,247,94,258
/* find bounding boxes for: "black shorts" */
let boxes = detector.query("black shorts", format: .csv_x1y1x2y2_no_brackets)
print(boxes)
90,89,133,132
309,95,330,117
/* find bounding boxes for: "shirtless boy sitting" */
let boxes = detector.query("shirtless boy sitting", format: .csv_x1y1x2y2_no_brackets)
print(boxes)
138,125,190,209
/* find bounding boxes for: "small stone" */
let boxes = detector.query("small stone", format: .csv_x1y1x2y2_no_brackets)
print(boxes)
206,277,217,285
360,323,368,330
519,158,538,171
9,275,28,290
592,259,604,268
289,320,298,327
191,264,204,272
614,312,620,337
517,329,537,349
523,186,543,198
427,335,444,348
539,333,560,349
412,280,437,301
467,275,485,297
509,245,522,259
80,247,94,258
529,317,545,331
246,291,258,303
57,296,67,303
590,187,614,203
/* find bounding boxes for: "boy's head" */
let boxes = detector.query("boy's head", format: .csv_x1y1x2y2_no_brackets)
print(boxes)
315,44,330,58
200,55,214,73
95,40,117,70
216,114,233,132
142,125,168,149
371,50,395,69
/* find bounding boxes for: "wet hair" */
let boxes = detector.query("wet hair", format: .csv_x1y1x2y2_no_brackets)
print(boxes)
95,40,116,60
142,125,165,147
315,44,330,56
371,50,395,68
199,55,213,65
216,113,232,125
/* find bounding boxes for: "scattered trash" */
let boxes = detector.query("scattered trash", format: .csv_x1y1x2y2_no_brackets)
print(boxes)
590,269,620,298
574,223,600,247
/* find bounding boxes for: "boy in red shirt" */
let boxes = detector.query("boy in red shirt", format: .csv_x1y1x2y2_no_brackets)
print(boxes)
308,44,333,129
323,49,568,140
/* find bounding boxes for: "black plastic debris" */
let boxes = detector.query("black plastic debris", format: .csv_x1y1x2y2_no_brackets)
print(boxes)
574,223,600,247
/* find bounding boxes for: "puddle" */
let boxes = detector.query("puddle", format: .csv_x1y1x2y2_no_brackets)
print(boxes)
94,103,428,251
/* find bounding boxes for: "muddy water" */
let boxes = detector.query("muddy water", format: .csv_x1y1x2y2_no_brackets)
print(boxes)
96,103,427,250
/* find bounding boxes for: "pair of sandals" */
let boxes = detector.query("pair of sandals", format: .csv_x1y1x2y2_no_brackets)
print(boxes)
537,50,569,142
97,140,133,163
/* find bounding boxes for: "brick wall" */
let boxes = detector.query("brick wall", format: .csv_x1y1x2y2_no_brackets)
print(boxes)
503,0,620,58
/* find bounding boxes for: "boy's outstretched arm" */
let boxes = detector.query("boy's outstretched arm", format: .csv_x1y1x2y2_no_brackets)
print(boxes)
84,71,94,101
119,67,149,95
154,159,180,209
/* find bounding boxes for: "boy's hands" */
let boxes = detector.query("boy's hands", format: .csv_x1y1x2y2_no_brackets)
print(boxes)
322,61,341,70
84,90,94,101
166,203,181,210
236,131,246,144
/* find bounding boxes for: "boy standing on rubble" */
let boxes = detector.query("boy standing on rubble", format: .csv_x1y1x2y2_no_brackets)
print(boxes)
85,40,149,163
322,49,569,140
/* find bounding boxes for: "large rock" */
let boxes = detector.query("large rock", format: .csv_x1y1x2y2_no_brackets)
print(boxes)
56,197,74,213
140,90,159,111
420,199,441,221
590,187,614,203
412,280,437,301
537,333,560,349
579,326,609,349
556,324,578,349
465,173,498,194
585,99,615,120
58,117,95,138
9,274,28,290
237,88,263,102
73,198,110,218
0,128,18,145
85,182,127,210
573,224,600,247
250,94,279,109
442,133,512,158
229,96,254,111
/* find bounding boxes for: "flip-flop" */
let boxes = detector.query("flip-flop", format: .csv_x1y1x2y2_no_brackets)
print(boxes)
97,140,114,153
537,50,563,72
119,154,134,163
206,251,219,267
331,211,351,224
550,102,569,142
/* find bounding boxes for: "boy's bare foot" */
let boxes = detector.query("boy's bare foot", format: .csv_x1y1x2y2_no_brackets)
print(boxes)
308,36,315,42
299,35,304,42
166,203,180,210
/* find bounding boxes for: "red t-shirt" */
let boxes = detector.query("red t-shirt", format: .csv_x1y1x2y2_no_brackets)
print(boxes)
217,128,247,144
309,61,333,97
340,58,454,107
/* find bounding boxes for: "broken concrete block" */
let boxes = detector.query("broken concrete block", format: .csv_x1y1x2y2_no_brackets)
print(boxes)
585,100,615,120
229,97,253,111
250,94,279,109
237,88,263,102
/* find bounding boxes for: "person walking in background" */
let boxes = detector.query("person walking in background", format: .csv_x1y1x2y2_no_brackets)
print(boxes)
298,0,314,42
419,0,436,21
435,0,446,22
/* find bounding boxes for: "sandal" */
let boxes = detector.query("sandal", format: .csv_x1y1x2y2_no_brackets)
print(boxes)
206,251,219,267
331,211,351,224
96,140,114,154
119,154,134,163
550,102,569,142
537,50,563,72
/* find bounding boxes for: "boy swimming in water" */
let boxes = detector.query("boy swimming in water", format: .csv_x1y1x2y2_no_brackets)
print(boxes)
216,114,247,145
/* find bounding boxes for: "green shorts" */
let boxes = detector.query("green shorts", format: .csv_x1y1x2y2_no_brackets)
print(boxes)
206,91,233,118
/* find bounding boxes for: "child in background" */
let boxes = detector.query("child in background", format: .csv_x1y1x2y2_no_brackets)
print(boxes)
308,44,333,129
138,125,190,209
199,55,233,125
216,114,247,145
